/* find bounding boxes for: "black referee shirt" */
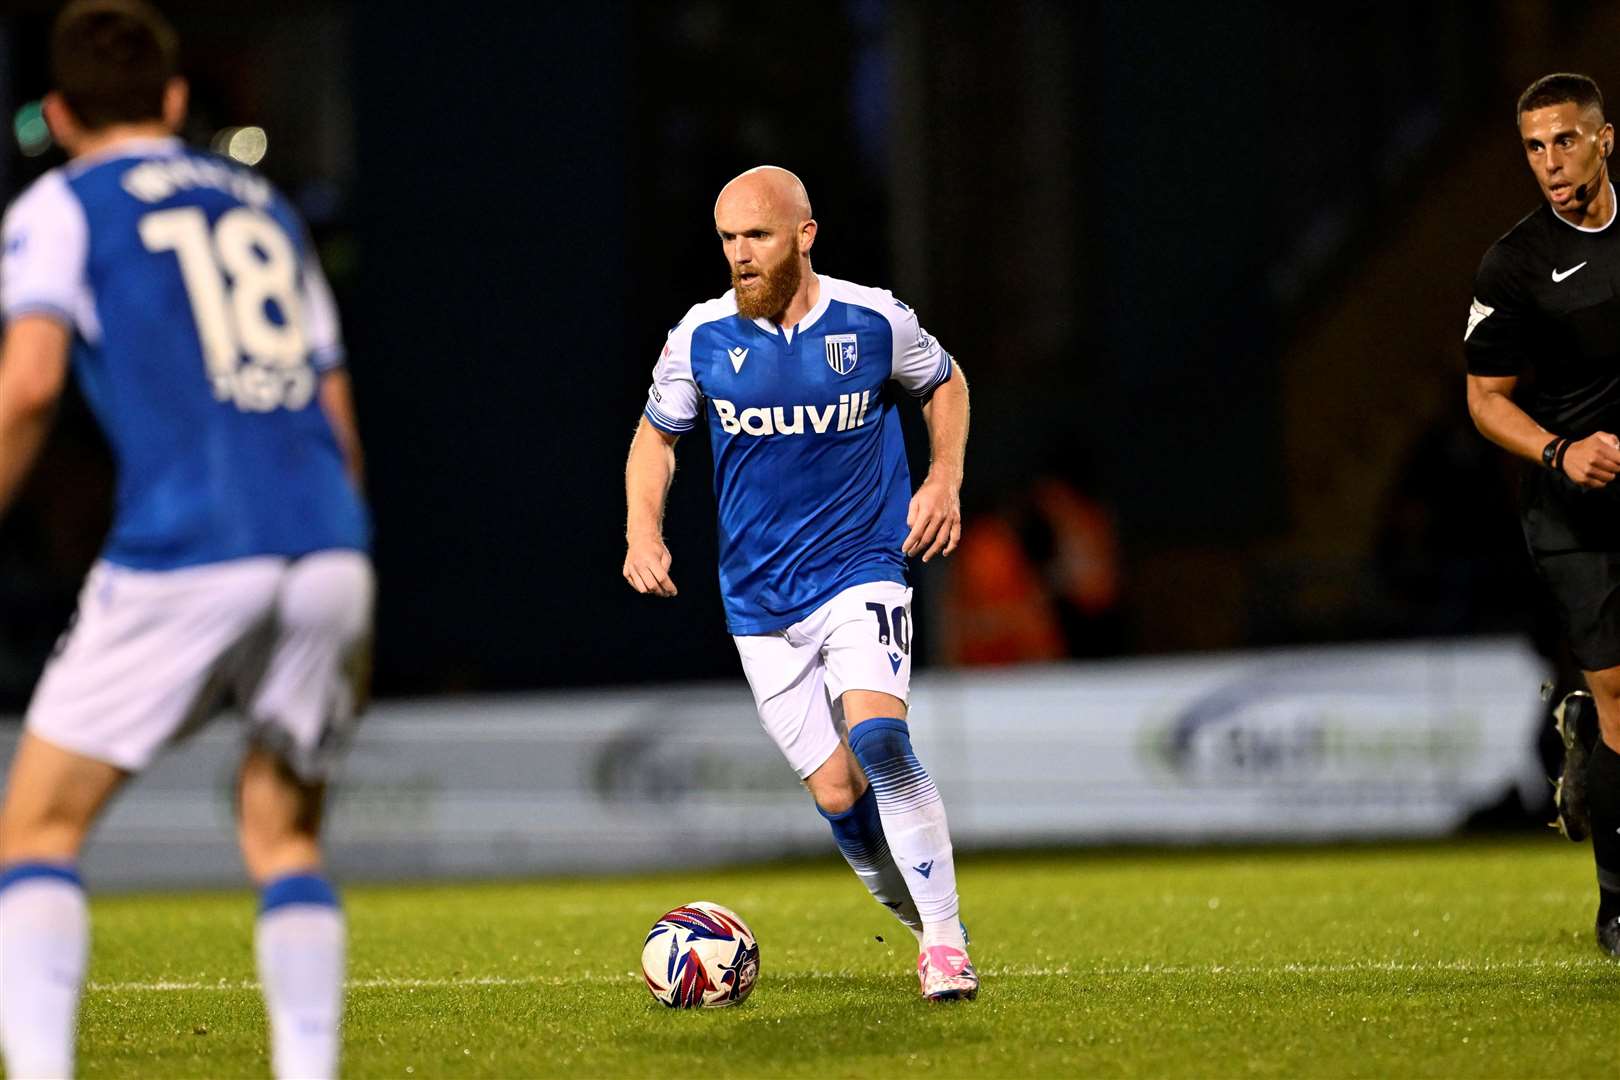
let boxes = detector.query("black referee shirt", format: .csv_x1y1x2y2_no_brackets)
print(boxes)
1465,186,1620,551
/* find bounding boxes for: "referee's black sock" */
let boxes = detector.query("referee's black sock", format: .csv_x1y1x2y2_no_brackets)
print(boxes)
1591,737,1620,921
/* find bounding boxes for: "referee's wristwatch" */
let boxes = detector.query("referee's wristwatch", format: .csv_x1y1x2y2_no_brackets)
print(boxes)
1543,435,1570,472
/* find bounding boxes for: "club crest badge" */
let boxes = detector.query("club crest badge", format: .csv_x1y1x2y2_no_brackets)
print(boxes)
825,334,859,376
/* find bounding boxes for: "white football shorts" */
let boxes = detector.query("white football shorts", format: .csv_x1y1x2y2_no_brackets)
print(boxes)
733,580,915,779
25,551,374,781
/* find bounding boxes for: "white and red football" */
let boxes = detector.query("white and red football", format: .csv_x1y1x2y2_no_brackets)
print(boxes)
640,901,760,1008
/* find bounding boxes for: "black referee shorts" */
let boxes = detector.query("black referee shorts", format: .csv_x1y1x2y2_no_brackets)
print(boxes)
1533,548,1620,672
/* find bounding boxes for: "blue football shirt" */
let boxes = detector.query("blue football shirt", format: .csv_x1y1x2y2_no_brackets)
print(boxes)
643,274,953,634
0,137,369,569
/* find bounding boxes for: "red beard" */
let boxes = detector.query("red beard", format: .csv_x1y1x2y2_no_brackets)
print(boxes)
731,251,802,321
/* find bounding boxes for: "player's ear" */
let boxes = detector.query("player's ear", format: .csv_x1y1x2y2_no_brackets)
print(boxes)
799,218,817,255
161,77,189,133
40,91,93,155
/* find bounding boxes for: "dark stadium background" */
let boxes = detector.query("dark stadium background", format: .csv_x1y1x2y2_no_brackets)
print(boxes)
0,1,1616,703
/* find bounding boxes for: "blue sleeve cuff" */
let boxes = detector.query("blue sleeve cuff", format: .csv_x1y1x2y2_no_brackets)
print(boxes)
644,403,695,435
311,344,346,372
910,351,954,398
3,301,76,330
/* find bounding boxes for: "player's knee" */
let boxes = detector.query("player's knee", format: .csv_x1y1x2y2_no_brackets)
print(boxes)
804,747,866,814
841,690,906,728
811,782,861,815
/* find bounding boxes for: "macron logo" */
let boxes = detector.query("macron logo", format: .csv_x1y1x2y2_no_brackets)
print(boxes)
713,391,871,437
728,346,748,373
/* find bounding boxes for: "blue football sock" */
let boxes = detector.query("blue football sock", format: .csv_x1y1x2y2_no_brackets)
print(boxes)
820,784,923,937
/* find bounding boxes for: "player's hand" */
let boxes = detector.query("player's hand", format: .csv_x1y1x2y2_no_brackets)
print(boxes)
903,473,962,562
1562,432,1620,489
623,536,678,597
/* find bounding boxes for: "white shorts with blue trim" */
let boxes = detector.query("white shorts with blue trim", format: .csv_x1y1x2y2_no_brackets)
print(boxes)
25,552,373,781
733,580,914,779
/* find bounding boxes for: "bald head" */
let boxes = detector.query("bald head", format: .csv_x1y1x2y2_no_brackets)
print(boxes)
714,165,812,225
713,166,818,321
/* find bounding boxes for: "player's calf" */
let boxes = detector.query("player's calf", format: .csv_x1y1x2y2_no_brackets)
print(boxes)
847,716,978,997
846,718,959,925
237,750,326,882
0,735,125,1077
807,743,924,939
238,749,345,1080
818,788,924,940
806,744,926,939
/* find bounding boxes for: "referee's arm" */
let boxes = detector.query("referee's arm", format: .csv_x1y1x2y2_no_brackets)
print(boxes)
1467,372,1620,488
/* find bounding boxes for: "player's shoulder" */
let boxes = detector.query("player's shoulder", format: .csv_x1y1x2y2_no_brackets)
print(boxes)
818,275,921,337
2,165,81,235
820,274,909,315
667,292,740,340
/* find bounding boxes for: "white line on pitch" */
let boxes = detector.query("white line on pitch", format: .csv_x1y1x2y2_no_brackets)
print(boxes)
87,975,592,992
84,957,1614,993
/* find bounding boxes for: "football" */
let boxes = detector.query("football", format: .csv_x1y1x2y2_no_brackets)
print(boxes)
640,901,761,1008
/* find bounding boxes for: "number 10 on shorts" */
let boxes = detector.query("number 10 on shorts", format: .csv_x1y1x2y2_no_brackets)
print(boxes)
865,602,911,655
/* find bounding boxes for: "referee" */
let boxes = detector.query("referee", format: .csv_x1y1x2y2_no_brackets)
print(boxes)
1465,72,1619,958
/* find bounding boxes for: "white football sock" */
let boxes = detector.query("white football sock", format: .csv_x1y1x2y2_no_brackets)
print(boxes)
849,719,962,928
922,919,968,952
255,875,345,1080
0,865,88,1080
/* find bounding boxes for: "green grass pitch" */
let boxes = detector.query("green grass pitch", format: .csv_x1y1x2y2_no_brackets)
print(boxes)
63,837,1617,1078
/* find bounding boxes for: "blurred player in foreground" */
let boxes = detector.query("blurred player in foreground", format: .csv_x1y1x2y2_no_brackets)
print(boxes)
623,167,977,1000
0,2,373,1075
1464,72,1619,958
